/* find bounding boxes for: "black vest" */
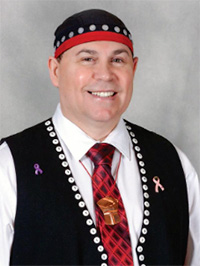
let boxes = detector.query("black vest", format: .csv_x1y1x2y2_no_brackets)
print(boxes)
3,119,189,266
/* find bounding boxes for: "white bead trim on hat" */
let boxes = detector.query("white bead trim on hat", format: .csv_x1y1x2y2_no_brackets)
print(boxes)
114,26,120,33
89,24,96,31
78,27,84,34
123,29,128,36
102,24,109,31
61,36,66,42
55,24,132,50
56,41,60,48
68,31,74,38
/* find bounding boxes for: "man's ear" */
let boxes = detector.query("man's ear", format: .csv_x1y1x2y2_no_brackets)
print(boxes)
48,56,60,87
132,57,138,78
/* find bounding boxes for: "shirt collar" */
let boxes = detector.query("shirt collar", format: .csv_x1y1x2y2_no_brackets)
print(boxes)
52,104,132,161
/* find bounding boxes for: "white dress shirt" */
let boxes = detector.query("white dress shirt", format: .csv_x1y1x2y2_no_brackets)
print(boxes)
0,104,200,266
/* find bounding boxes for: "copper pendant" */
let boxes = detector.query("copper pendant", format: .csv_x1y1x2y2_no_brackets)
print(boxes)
97,196,121,225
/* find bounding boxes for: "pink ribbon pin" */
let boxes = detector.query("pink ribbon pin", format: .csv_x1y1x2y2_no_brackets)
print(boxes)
153,176,165,193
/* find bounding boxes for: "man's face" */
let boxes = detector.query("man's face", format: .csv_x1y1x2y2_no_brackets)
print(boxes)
49,41,138,134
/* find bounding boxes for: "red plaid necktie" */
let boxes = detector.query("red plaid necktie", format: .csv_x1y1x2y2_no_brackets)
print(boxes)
86,143,133,266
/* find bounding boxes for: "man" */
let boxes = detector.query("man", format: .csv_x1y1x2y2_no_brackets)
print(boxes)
0,9,199,266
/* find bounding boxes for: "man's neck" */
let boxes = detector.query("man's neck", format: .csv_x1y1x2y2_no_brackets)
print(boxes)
59,105,120,141
64,117,119,141
82,122,118,142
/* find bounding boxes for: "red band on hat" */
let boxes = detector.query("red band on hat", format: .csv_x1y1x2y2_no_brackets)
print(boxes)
54,31,133,58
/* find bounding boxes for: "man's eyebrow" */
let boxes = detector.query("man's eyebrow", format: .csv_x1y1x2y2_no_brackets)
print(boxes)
76,49,98,56
112,49,130,56
76,48,131,56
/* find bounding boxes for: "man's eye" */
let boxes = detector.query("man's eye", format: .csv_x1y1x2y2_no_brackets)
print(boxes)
83,57,94,62
112,58,123,63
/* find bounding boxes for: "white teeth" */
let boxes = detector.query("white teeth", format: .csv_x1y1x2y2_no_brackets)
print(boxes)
91,91,115,97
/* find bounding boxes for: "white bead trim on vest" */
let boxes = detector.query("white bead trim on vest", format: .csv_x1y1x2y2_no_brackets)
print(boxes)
125,123,149,266
45,119,149,266
45,119,108,266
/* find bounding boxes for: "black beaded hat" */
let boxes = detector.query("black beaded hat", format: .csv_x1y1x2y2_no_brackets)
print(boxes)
54,9,133,58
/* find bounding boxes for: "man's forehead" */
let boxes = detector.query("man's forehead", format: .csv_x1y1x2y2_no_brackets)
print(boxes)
66,41,132,57
53,9,134,58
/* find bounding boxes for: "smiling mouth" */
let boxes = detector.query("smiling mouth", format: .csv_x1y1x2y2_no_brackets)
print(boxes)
88,91,116,97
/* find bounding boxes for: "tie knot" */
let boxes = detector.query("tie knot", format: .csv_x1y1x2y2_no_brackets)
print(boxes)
86,143,115,167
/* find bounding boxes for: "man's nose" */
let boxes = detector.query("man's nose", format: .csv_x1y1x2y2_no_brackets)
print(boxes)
93,62,114,81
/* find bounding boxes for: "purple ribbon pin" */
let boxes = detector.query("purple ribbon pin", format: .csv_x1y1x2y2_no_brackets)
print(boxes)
34,163,43,175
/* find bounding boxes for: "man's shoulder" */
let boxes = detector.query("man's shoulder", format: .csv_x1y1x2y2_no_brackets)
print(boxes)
124,119,174,148
0,118,52,146
124,119,186,181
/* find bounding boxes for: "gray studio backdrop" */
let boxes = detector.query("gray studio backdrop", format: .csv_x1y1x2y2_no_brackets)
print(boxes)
0,0,199,176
